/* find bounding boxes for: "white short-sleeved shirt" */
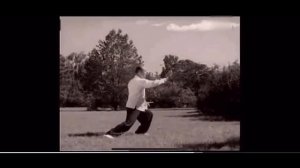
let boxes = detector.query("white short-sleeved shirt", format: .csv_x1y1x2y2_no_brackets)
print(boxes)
125,75,167,112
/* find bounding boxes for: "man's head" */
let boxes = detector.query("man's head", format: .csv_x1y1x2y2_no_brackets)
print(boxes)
135,66,147,78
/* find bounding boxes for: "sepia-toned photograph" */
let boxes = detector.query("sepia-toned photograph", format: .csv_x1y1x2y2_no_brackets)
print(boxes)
60,16,240,151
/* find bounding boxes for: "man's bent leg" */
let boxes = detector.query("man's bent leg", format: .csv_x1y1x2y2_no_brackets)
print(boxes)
106,108,140,137
135,109,153,134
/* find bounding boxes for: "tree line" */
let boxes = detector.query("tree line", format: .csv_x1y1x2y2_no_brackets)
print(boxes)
60,29,240,120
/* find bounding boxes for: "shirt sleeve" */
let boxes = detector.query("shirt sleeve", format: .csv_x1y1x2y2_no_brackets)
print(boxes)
141,78,167,88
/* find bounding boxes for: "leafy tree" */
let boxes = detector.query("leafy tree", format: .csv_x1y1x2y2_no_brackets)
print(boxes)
160,55,179,78
60,55,69,106
60,53,86,107
80,29,144,110
163,58,210,97
77,49,106,110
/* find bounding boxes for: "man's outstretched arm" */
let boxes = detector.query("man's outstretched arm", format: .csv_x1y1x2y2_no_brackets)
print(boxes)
141,78,168,88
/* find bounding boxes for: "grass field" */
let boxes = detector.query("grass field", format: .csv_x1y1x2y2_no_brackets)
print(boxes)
60,108,240,151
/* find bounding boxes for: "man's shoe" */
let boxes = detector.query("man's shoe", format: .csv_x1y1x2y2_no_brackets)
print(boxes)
103,134,115,139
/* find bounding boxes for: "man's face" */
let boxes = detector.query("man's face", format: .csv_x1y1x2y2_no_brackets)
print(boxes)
138,69,147,78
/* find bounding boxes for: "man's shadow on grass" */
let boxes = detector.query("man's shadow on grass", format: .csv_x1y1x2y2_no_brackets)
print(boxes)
177,137,240,151
68,132,106,137
68,132,135,137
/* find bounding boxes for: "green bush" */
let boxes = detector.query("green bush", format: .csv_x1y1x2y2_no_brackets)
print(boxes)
197,62,240,120
146,82,197,108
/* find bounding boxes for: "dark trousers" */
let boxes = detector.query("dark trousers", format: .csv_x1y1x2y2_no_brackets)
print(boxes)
106,108,153,136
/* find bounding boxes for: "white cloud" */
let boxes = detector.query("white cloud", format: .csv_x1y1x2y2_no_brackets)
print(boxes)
152,23,165,27
166,20,239,32
136,20,150,25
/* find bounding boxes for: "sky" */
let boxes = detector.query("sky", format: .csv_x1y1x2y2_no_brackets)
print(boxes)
60,17,240,73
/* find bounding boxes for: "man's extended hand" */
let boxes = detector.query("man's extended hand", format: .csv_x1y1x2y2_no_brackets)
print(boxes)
146,101,153,107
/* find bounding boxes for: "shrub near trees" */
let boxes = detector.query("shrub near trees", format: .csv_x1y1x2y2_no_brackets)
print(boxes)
146,70,197,108
159,55,240,119
197,61,240,120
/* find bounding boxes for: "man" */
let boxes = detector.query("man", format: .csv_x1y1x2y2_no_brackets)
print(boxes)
104,66,168,139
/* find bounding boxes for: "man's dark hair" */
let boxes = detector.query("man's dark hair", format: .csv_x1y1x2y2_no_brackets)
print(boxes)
135,66,144,74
